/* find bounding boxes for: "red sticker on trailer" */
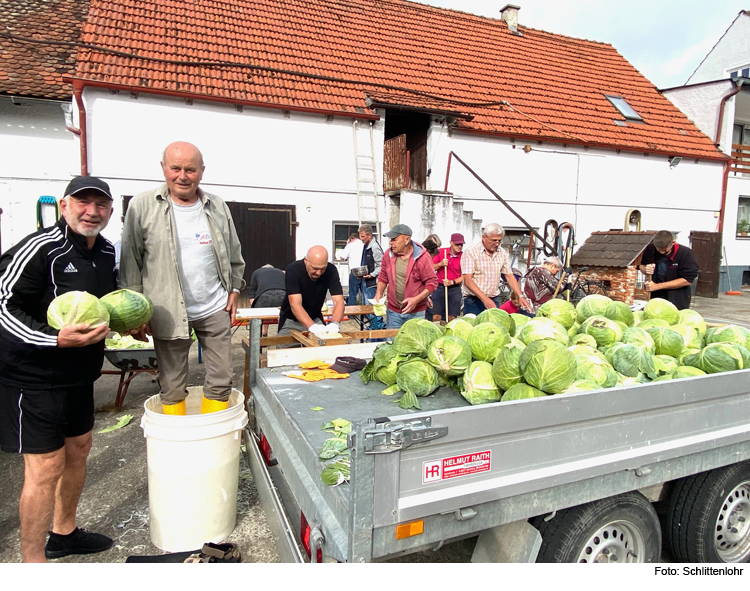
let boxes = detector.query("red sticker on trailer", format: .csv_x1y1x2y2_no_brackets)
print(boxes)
422,451,491,483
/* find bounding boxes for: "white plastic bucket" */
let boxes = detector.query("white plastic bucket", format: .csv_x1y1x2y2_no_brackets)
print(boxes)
141,386,249,552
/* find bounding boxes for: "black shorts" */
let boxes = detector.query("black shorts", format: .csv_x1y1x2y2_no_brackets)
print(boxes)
0,383,95,454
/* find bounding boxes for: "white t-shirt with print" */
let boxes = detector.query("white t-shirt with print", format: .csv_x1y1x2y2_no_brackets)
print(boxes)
172,200,228,321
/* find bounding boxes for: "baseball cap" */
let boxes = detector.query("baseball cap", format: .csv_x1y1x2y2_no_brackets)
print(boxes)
328,356,367,374
383,224,412,238
64,176,113,201
450,233,465,244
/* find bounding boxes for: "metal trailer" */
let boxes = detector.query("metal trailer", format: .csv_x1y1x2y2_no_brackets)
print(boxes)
243,324,750,564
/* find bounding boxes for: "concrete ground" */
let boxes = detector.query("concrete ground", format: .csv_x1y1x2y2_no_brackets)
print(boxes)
0,290,748,564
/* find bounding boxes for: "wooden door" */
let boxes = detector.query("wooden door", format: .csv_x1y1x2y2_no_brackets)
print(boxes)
226,202,297,307
383,134,408,192
689,231,722,298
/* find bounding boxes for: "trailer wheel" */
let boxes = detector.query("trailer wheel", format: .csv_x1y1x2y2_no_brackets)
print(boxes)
532,492,661,563
665,461,750,563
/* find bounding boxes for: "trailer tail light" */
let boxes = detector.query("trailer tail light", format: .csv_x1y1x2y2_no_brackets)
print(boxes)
301,512,323,563
395,520,424,540
259,434,275,466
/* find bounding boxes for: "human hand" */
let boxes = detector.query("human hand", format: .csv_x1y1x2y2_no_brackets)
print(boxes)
645,281,658,292
308,323,327,338
438,259,448,268
57,322,110,348
518,296,533,312
326,322,340,335
226,291,239,324
482,297,498,309
643,264,655,276
126,322,152,342
401,297,420,314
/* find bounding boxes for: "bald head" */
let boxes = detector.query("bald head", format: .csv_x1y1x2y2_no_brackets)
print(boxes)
304,246,329,281
161,141,205,204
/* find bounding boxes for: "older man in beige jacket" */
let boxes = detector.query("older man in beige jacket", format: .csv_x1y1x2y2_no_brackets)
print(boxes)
120,142,245,415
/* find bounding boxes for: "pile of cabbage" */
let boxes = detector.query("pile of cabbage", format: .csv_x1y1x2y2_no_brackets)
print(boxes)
360,297,750,409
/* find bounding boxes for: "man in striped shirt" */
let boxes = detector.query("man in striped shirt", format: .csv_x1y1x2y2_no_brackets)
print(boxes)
461,223,531,316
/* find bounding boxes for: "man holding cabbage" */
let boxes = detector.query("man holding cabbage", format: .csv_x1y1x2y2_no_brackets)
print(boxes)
639,230,699,310
0,176,116,562
120,142,246,415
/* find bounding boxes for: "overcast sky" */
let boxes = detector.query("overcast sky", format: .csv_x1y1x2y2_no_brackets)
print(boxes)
413,0,747,89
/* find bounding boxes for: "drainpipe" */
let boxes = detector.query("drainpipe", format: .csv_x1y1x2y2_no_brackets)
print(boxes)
716,80,743,234
73,85,89,175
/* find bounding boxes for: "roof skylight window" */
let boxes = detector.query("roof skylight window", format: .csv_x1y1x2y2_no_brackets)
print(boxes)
606,95,643,122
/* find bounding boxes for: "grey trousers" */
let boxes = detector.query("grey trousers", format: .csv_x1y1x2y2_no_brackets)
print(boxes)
154,308,233,404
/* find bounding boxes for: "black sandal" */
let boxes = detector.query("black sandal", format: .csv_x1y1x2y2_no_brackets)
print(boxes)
184,542,242,563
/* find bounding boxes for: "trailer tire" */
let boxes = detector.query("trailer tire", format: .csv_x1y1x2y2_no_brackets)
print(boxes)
531,491,661,563
665,461,750,563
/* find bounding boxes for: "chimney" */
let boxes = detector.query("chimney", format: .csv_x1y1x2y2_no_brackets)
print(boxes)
500,4,521,34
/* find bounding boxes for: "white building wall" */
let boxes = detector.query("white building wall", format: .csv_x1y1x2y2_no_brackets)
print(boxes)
429,131,724,256
688,13,750,85
0,97,80,252
83,88,386,258
663,81,736,153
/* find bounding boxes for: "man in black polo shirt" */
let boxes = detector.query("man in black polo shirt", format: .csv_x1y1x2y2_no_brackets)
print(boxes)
639,230,700,310
279,245,345,339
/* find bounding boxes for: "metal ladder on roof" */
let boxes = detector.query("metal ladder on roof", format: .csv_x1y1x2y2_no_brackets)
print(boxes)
352,120,381,238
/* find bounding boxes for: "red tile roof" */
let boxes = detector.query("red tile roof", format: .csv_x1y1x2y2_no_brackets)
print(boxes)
0,0,91,100
66,0,723,159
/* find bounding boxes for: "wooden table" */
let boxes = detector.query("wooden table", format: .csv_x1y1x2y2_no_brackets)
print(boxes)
101,368,159,411
235,305,377,331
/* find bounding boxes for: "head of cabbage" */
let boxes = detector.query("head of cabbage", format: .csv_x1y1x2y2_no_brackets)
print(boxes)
444,318,474,341
360,343,412,386
645,327,685,358
393,319,443,357
576,294,614,323
519,339,577,394
683,343,750,374
574,354,619,388
468,322,512,362
536,299,577,329
47,291,110,330
706,324,750,351
678,309,706,336
100,289,153,334
605,301,635,327
476,308,515,335
396,359,439,409
510,313,531,336
622,326,656,354
643,298,680,326
580,315,624,347
570,333,598,348
518,317,570,346
427,336,472,376
563,379,602,394
670,324,703,350
500,383,546,401
491,342,525,391
461,361,502,405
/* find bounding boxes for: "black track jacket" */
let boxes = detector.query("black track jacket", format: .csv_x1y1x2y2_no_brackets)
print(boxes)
0,218,116,388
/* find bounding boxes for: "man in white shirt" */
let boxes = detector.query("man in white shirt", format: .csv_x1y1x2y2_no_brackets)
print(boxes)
121,142,245,415
337,233,365,305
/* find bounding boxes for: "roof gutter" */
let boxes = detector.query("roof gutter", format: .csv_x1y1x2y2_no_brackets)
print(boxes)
62,77,380,122
716,79,744,234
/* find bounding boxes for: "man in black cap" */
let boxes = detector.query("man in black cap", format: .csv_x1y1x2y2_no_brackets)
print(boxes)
0,176,117,562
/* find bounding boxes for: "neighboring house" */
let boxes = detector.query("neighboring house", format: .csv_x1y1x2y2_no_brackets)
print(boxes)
1,1,728,297
0,0,92,253
663,10,750,291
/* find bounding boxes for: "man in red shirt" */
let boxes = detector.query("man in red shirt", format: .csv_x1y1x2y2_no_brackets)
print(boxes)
430,233,464,322
375,224,438,329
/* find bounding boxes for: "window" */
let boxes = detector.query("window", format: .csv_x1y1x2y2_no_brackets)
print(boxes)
737,197,750,236
605,95,643,122
332,222,378,256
